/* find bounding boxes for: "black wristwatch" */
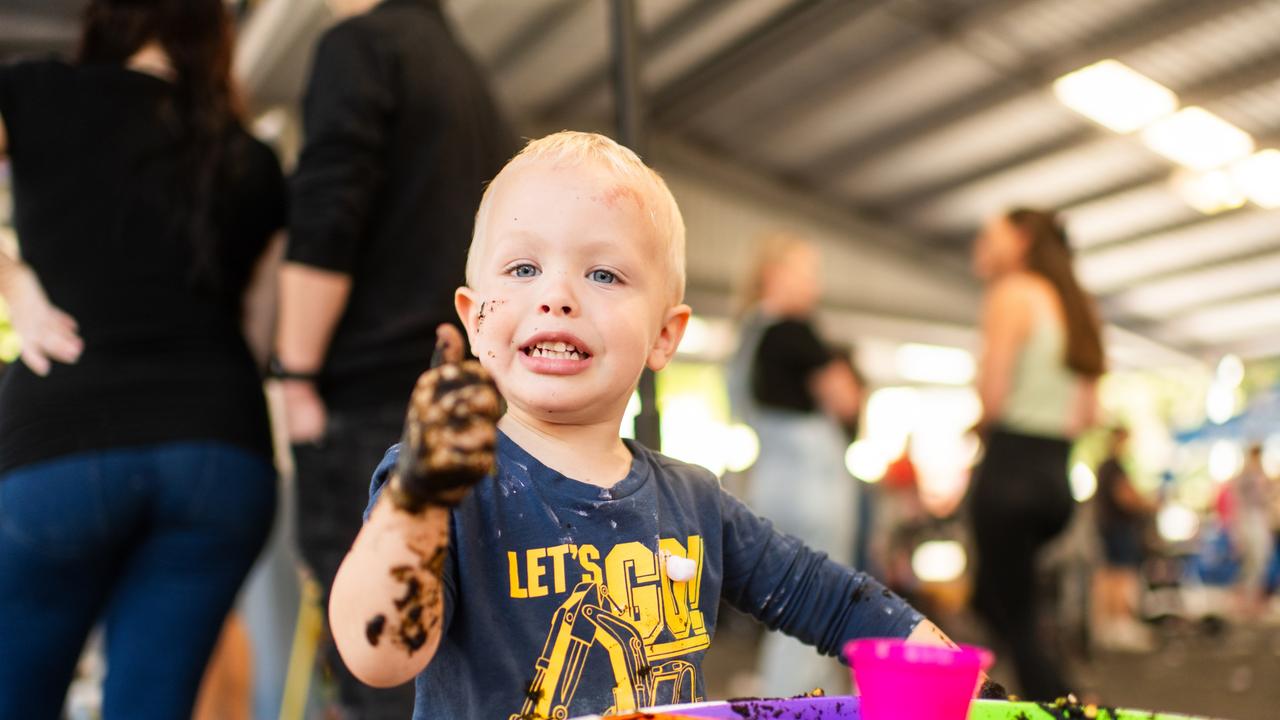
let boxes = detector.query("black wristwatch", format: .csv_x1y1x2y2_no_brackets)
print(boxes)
268,355,319,382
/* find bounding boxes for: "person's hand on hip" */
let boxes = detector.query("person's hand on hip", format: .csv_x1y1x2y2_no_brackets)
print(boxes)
5,263,83,376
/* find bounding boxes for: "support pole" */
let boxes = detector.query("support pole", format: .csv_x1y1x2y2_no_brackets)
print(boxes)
609,0,661,450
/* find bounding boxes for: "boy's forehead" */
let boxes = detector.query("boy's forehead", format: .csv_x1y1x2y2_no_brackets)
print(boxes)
495,157,650,213
481,163,653,248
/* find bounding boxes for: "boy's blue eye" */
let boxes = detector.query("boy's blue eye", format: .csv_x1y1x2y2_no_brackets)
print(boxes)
511,263,539,278
589,269,617,284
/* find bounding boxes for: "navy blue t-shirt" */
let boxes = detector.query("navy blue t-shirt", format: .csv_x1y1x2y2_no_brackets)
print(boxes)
364,431,921,719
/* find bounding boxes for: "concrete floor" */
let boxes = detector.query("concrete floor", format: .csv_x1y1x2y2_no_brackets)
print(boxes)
700,607,1280,720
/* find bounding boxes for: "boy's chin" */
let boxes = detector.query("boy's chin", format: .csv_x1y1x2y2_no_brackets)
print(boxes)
512,394,622,426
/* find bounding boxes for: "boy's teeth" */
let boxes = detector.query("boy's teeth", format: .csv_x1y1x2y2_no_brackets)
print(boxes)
534,341,577,353
529,346,584,360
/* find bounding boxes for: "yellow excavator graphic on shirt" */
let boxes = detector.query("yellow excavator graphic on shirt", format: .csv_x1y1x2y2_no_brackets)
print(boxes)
510,581,701,720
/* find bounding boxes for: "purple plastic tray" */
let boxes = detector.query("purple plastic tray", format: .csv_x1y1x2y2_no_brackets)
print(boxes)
627,697,1204,720
644,696,860,718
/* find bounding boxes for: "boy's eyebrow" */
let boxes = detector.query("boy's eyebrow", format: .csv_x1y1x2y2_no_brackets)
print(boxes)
571,236,645,261
493,227,544,242
488,228,546,253
491,230,643,261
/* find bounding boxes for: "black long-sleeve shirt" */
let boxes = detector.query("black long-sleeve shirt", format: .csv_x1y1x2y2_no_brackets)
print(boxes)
288,0,515,411
0,60,284,474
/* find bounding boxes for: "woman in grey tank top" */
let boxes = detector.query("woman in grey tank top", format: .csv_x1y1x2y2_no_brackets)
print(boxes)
968,209,1105,701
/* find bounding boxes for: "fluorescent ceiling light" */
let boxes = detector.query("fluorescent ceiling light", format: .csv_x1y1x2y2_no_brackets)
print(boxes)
1172,168,1245,215
1053,59,1178,133
1230,149,1280,208
1142,107,1255,170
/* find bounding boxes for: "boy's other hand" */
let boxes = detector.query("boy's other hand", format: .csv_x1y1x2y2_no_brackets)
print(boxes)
282,379,328,444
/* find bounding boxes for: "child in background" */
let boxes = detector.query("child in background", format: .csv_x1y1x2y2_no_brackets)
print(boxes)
328,131,959,720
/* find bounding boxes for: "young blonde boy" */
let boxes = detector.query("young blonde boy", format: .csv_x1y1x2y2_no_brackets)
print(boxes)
329,131,956,719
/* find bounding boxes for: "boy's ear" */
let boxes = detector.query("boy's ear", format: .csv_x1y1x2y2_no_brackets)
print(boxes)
647,303,692,372
455,286,481,354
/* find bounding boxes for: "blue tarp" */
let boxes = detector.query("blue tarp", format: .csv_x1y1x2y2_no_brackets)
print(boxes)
1174,384,1280,444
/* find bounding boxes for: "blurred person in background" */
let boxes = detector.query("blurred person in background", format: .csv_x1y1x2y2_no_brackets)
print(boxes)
968,209,1104,700
1092,426,1156,651
0,1,286,717
880,437,924,595
275,0,514,715
830,342,871,570
1269,466,1280,601
1228,444,1273,620
727,233,864,696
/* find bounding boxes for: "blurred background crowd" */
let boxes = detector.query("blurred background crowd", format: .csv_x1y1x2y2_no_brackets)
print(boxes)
2,1,1280,719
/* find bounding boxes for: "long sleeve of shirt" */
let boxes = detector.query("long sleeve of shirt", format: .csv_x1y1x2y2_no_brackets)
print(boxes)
280,2,514,409
719,487,922,658
287,21,396,273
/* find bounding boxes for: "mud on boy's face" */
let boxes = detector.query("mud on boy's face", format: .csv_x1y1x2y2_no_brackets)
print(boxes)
456,160,689,427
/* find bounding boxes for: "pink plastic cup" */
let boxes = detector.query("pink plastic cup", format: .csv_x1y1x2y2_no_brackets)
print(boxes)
844,638,993,720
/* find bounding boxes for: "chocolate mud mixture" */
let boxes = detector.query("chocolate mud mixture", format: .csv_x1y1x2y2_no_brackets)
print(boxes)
367,343,502,654
390,358,501,512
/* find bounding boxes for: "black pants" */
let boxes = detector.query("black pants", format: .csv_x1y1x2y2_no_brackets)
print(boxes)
969,428,1074,701
294,406,414,720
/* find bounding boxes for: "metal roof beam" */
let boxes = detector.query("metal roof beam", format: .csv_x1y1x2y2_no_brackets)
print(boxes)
647,0,890,126
810,0,1265,180
537,0,740,120
709,0,1046,149
1059,125,1280,248
1056,169,1173,213
1126,285,1280,346
1100,245,1280,319
873,43,1280,212
487,0,582,77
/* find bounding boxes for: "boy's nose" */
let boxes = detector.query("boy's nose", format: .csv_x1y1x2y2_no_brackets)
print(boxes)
535,272,581,315
539,302,575,316
538,274,578,316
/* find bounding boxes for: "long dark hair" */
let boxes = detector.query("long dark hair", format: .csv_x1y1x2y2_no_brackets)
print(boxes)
77,0,243,290
1007,208,1105,378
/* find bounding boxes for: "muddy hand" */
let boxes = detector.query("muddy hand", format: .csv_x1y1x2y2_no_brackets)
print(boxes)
388,334,501,512
429,323,465,367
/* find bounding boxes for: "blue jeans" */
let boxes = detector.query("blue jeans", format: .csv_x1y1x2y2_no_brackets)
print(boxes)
0,441,276,719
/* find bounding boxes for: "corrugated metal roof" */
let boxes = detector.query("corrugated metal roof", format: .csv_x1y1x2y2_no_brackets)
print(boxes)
4,0,1278,359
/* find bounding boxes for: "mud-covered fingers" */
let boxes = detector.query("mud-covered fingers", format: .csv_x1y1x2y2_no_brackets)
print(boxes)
431,324,466,367
391,360,501,511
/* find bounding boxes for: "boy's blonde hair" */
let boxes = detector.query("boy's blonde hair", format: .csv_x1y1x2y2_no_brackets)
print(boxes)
467,131,687,303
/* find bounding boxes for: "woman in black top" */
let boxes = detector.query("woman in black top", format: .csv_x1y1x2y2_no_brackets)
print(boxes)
727,233,863,695
0,2,285,717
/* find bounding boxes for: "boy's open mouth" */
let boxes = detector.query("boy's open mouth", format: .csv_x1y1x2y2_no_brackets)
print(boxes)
520,340,592,361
